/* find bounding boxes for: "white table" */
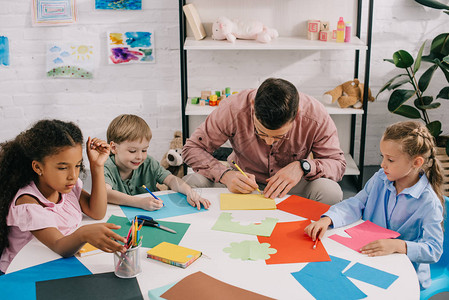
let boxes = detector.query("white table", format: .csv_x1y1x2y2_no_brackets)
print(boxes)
8,188,420,299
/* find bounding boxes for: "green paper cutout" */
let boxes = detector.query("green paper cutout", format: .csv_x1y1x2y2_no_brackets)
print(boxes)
107,215,190,248
211,212,278,236
223,241,277,260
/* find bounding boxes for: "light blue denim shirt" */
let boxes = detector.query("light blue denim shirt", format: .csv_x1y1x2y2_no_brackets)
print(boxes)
325,169,443,289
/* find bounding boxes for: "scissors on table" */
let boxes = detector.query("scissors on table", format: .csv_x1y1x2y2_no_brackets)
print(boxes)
135,215,177,234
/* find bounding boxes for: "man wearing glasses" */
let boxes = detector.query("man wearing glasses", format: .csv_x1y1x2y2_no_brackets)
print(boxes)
182,78,346,205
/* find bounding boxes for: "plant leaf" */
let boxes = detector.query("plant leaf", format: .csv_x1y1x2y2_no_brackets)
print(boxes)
376,74,409,97
390,77,412,89
435,59,449,83
414,42,426,73
446,140,449,156
414,0,449,9
392,105,421,119
393,50,414,68
414,96,434,107
418,64,438,92
430,33,449,60
437,86,449,99
388,89,416,112
416,102,441,110
426,121,442,138
384,58,395,64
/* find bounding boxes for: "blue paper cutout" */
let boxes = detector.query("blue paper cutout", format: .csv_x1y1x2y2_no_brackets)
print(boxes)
0,257,91,300
121,192,206,221
148,281,177,300
343,262,399,289
291,255,366,300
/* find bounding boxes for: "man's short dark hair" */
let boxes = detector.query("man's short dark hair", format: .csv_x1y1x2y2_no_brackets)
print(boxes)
254,78,299,130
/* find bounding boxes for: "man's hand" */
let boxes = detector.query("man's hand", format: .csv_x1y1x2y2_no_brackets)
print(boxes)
264,161,303,199
220,170,259,194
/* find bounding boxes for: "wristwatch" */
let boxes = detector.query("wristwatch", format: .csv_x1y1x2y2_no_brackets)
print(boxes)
299,159,311,175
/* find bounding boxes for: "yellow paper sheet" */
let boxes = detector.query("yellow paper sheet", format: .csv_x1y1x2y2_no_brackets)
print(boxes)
220,194,276,210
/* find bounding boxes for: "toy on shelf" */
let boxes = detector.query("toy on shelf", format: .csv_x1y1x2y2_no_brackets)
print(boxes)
319,21,331,42
191,87,238,106
212,16,278,43
307,20,320,40
336,17,345,43
322,79,374,109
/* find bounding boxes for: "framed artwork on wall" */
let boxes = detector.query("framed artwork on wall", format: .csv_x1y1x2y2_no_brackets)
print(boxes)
107,31,155,65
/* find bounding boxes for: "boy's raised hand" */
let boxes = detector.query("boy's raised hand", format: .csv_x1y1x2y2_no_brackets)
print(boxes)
304,216,332,241
86,137,110,167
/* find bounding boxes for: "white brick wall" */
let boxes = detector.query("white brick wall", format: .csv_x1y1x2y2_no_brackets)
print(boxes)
0,0,448,170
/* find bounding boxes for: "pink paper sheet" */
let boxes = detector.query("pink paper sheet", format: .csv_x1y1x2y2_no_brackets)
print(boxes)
329,220,400,252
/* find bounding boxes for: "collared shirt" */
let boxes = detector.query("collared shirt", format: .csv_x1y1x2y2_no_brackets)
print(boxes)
182,89,346,184
325,169,444,289
104,155,171,195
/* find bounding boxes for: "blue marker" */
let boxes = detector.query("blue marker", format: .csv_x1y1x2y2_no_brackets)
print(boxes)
142,185,165,207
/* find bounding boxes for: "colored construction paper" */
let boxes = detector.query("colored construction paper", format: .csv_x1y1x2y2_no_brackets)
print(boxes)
343,262,399,289
108,215,190,248
120,192,206,221
220,193,276,210
257,220,330,264
36,272,143,300
329,220,400,252
291,267,367,300
161,271,276,300
299,255,351,278
223,240,277,261
148,281,178,300
212,212,278,236
0,257,91,300
276,195,330,221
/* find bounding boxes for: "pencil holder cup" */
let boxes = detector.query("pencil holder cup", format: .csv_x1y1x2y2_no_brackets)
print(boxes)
114,244,142,278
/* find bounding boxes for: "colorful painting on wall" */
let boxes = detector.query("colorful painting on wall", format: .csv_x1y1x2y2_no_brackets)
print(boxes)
46,43,94,79
107,31,155,65
95,0,141,10
0,36,10,67
32,0,77,26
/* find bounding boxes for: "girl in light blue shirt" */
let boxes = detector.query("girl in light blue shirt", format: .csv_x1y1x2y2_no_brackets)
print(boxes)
305,121,445,289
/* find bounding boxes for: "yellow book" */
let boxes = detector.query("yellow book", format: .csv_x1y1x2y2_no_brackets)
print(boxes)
183,3,206,40
146,242,202,268
77,243,103,257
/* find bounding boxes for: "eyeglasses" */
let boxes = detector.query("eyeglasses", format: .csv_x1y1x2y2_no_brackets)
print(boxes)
254,124,290,142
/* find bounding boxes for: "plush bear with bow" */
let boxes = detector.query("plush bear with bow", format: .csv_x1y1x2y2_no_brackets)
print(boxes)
322,79,374,109
160,131,184,178
212,16,279,43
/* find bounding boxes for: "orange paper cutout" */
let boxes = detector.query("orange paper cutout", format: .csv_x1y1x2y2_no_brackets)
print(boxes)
276,195,330,221
257,220,330,265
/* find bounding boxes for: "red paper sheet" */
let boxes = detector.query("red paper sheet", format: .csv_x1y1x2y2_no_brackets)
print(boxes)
257,220,330,265
276,195,330,221
329,220,400,252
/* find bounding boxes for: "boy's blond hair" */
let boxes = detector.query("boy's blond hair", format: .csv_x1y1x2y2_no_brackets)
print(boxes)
107,114,152,144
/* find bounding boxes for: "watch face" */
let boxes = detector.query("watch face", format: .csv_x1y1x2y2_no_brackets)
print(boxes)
302,160,311,171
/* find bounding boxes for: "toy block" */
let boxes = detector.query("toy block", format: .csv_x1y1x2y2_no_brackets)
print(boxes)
201,90,211,100
307,20,320,40
209,100,217,106
205,99,210,105
319,31,332,42
191,97,199,104
225,87,231,94
332,30,337,39
215,91,221,97
320,21,330,32
210,94,218,101
199,99,206,106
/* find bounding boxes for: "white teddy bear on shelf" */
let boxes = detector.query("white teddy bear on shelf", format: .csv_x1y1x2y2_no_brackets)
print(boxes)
212,16,279,43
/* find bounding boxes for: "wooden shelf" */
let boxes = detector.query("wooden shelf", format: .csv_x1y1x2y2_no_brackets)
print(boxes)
184,36,367,51
185,101,364,116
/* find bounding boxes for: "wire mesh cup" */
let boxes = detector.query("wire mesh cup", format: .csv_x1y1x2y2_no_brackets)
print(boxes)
114,243,142,278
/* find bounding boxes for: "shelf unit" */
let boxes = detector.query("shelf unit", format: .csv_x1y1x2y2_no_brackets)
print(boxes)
179,0,374,189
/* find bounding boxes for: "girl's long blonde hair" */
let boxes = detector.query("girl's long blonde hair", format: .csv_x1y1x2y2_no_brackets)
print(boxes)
383,121,444,207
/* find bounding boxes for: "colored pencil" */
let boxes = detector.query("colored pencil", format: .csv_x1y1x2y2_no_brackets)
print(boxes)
142,184,165,206
231,160,262,194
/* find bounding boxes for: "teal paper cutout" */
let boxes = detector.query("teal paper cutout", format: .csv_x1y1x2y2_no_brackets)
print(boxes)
223,240,277,260
211,212,278,236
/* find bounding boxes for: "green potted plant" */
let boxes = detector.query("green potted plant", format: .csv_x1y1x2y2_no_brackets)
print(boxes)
377,0,449,195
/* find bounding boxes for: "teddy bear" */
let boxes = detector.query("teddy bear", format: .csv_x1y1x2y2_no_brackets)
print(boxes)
322,79,375,109
160,131,184,178
212,16,279,43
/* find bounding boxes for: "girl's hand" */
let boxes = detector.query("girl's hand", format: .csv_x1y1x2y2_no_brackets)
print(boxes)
304,217,332,241
86,137,110,168
80,223,126,253
137,196,164,211
360,239,407,257
187,190,211,210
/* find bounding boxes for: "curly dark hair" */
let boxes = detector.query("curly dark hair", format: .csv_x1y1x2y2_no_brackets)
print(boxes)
254,78,299,130
0,119,84,256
